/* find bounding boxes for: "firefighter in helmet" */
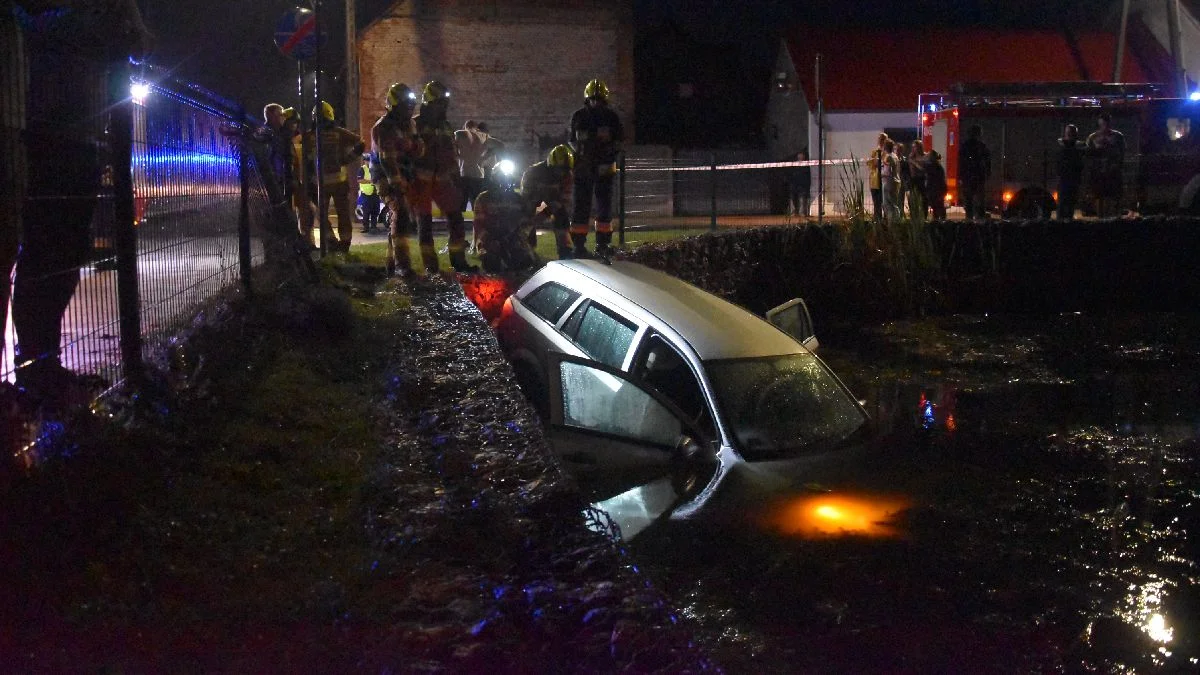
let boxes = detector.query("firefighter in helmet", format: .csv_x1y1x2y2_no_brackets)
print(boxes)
411,80,475,273
305,100,365,252
520,144,575,259
568,78,623,258
371,82,423,276
473,159,537,274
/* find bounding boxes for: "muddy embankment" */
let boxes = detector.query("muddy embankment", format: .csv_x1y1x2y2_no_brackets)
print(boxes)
0,271,711,671
623,217,1200,320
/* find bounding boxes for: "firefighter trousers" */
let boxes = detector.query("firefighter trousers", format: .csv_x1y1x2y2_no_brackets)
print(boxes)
407,175,468,271
571,166,614,249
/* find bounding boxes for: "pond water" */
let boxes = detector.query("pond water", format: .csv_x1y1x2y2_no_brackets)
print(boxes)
630,313,1200,673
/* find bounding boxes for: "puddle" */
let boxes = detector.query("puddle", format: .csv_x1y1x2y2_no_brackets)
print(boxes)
627,312,1200,672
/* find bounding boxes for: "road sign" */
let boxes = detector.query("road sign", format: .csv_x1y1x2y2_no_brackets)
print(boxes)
274,7,322,61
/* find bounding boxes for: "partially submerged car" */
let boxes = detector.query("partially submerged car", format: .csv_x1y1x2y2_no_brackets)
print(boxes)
495,260,868,534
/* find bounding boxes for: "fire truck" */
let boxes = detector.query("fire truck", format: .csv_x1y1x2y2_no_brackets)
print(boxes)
918,82,1200,217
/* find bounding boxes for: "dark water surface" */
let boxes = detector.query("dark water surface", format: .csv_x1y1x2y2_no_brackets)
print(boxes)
632,313,1200,673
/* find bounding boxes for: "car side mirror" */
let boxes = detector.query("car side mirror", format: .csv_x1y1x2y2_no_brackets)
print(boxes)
766,298,819,351
672,435,719,498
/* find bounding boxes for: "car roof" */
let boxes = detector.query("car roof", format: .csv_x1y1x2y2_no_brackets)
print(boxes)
545,259,804,360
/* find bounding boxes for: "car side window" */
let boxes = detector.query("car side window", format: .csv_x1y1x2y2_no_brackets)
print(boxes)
632,334,716,440
524,282,580,324
570,302,637,369
560,360,682,448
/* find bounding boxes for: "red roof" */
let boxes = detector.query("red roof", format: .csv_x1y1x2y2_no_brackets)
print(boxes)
787,26,1168,111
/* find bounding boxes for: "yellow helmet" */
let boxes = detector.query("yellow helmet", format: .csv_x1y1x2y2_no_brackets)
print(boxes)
422,80,450,105
385,82,416,111
313,100,335,122
547,144,574,169
584,78,609,101
281,106,297,121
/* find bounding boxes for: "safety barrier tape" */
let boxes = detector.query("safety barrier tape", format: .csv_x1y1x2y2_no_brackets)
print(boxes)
622,158,861,172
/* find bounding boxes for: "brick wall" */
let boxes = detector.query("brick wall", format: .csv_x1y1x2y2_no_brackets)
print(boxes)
357,0,634,167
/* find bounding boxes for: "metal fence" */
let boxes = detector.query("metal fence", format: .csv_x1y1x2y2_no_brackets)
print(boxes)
617,147,853,236
2,48,278,398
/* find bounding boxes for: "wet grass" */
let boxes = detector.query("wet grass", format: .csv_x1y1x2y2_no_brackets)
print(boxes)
351,227,704,273
0,271,396,668
0,257,705,671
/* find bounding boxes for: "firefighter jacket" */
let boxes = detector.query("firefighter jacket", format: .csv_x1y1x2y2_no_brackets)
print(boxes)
569,102,623,167
474,187,531,243
520,161,572,208
304,121,365,186
371,111,423,200
413,109,459,181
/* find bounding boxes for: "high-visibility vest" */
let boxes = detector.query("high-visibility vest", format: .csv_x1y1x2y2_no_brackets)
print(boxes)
359,164,377,196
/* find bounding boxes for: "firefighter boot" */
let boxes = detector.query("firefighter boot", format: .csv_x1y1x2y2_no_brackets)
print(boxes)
449,249,478,274
555,230,573,260
595,228,614,261
571,233,591,259
390,234,414,279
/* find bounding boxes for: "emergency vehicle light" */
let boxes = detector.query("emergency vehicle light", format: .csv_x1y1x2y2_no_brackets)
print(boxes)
1189,91,1200,102
130,82,150,105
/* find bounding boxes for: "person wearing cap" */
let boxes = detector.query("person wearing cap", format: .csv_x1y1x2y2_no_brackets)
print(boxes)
520,144,575,259
568,78,623,258
473,159,536,274
304,100,365,252
372,82,423,276
411,80,474,273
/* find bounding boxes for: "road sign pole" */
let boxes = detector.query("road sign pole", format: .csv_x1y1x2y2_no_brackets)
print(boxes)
312,0,326,255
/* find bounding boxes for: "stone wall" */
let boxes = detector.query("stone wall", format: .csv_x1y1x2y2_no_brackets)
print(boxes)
357,0,634,167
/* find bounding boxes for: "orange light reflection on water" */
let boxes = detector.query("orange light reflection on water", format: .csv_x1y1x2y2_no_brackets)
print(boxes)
765,492,912,539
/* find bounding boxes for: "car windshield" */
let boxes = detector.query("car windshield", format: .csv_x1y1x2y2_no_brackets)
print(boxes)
706,353,867,460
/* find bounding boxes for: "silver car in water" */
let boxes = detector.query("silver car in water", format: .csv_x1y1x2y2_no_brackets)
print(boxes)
495,260,868,533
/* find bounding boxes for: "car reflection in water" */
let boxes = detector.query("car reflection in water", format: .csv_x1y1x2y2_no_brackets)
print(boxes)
494,260,877,539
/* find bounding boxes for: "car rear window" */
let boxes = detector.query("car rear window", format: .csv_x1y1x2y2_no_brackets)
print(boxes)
571,302,637,369
523,282,579,324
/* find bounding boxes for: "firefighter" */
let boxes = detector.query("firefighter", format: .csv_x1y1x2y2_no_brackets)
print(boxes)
520,144,575,259
283,107,316,241
371,82,423,276
305,100,365,253
473,160,537,274
568,78,623,258
412,80,475,273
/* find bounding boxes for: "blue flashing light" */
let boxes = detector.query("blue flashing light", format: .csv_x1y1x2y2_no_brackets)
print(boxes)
1189,91,1200,102
927,103,938,112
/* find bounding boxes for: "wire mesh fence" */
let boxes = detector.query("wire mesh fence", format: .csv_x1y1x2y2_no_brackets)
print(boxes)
2,45,278,399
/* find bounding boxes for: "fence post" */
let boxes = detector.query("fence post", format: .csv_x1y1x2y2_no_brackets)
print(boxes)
111,64,142,384
238,108,253,296
617,152,626,247
709,151,717,231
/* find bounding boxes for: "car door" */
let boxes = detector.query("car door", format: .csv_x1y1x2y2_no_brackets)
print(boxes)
546,352,712,505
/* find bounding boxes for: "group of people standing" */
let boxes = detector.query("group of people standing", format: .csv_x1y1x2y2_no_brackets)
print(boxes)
254,77,624,277
867,133,949,223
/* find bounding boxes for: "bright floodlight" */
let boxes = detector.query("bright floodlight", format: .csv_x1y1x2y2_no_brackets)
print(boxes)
497,159,516,176
1189,91,1200,102
130,82,150,104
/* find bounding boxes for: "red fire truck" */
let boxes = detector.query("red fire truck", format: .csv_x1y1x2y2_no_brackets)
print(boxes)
919,82,1200,217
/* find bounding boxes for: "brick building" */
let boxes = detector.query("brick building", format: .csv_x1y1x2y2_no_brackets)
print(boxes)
356,0,634,165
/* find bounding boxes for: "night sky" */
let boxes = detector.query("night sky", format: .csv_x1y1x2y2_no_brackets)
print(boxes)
141,0,1117,144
